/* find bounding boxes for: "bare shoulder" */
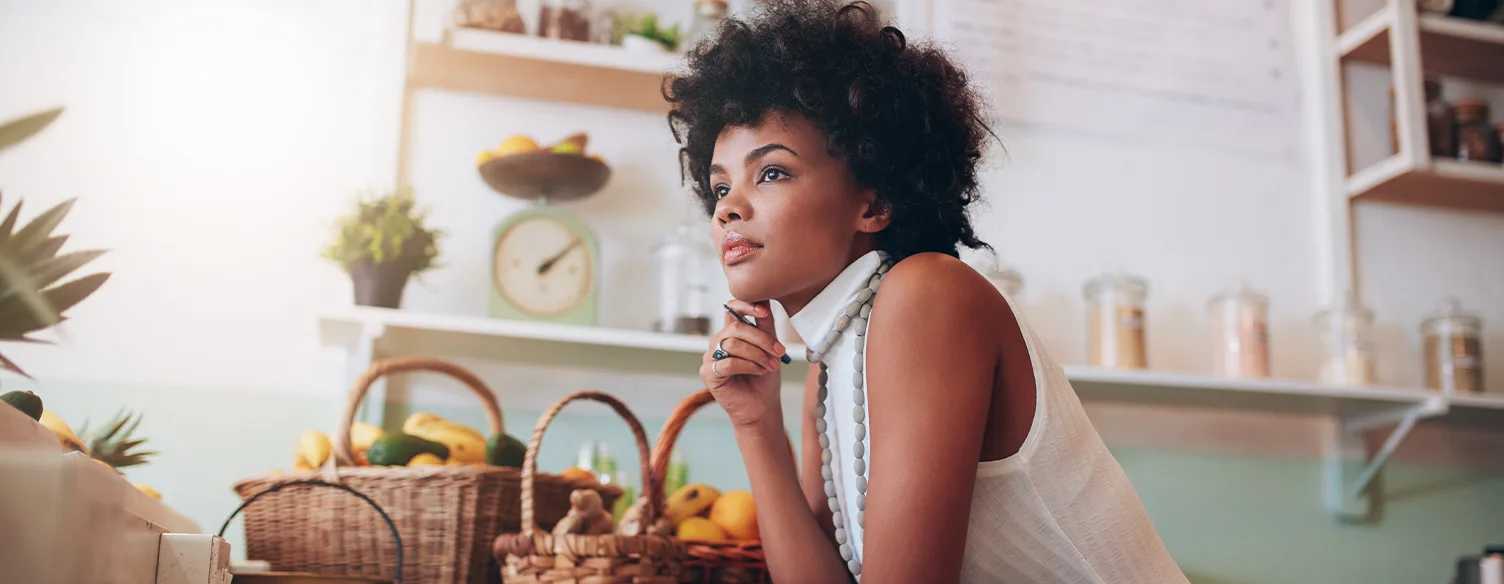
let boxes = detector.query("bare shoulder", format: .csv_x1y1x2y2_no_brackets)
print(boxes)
872,252,1002,344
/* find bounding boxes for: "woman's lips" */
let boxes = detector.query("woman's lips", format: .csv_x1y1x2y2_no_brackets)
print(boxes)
721,233,763,265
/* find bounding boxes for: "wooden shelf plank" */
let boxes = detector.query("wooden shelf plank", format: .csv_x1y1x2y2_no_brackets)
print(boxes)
409,29,678,113
1347,156,1504,212
1343,14,1504,84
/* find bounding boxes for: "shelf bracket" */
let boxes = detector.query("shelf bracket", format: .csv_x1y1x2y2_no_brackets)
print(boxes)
1323,396,1447,523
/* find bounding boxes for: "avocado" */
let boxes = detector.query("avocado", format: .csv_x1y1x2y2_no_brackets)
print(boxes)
486,433,527,468
1,390,43,421
366,433,449,466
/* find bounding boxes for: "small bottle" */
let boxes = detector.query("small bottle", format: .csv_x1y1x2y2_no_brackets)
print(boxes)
1208,282,1271,379
1453,99,1500,162
663,450,690,496
651,222,716,335
1084,271,1149,369
1315,293,1377,387
1422,298,1484,394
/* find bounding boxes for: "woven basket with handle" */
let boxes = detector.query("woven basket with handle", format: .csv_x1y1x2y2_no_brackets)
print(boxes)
652,390,770,584
493,390,686,583
231,356,623,584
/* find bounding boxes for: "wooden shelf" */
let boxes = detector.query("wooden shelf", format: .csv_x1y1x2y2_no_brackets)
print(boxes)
1341,12,1504,84
408,28,679,113
1347,155,1504,212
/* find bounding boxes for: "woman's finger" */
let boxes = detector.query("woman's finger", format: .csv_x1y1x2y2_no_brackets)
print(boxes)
701,355,769,380
716,336,781,370
725,299,780,337
719,320,786,366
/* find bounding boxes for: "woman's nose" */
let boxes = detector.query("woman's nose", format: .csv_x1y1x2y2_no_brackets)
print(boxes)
714,186,749,224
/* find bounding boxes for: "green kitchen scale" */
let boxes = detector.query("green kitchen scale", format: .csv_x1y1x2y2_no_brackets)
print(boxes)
477,150,611,326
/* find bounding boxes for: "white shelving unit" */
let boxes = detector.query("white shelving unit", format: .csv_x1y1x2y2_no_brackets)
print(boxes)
1307,0,1504,520
321,306,1504,422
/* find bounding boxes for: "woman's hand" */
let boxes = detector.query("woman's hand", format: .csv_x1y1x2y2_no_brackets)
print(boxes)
700,299,789,430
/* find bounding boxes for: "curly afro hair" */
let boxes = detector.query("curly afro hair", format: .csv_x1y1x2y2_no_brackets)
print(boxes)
665,0,994,260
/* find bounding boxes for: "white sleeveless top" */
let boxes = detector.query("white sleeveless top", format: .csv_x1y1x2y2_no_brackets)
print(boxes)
789,251,1189,583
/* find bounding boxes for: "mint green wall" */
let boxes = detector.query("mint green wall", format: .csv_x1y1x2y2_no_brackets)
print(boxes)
21,380,1503,584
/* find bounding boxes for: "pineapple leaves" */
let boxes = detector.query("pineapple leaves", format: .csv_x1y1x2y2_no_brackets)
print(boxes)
0,199,19,246
0,273,109,338
0,108,63,155
2,198,77,259
82,408,156,469
0,352,28,378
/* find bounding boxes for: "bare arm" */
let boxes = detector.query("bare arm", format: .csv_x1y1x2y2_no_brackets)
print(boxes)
860,255,997,584
701,300,852,584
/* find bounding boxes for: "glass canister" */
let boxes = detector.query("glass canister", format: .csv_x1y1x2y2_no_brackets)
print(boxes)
1422,298,1484,394
651,222,715,335
1388,77,1455,158
1208,283,1271,378
1084,271,1148,369
687,0,729,48
970,249,1024,300
452,0,526,34
539,0,592,41
1315,293,1377,387
1453,99,1500,162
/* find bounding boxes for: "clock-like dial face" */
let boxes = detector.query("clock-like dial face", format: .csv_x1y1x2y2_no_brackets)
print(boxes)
493,216,593,317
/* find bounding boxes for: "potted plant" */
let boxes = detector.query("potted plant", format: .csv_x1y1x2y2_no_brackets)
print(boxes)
322,187,443,309
620,13,682,53
0,107,110,379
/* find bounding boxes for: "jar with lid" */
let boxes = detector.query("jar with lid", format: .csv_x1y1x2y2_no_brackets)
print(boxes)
1422,298,1484,394
651,222,716,335
452,0,526,34
970,249,1024,300
1388,77,1455,158
539,0,592,42
1084,271,1148,369
688,0,729,49
1453,99,1500,162
1315,293,1377,387
1208,282,1270,378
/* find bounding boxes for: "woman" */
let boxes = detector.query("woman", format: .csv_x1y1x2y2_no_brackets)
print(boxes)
668,1,1188,583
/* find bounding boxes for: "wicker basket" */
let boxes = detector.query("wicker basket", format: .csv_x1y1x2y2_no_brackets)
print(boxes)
493,391,686,583
231,356,623,584
652,390,771,584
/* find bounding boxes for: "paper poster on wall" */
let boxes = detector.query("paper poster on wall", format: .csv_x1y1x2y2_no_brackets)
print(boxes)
933,0,1299,155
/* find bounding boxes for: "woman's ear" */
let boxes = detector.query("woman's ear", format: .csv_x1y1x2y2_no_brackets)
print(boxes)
857,190,892,234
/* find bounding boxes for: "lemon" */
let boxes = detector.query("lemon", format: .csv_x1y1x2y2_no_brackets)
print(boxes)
407,452,445,466
476,150,495,166
136,484,162,500
709,491,759,540
676,517,727,542
496,135,541,157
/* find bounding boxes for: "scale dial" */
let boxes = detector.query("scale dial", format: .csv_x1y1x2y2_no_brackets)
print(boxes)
492,215,594,317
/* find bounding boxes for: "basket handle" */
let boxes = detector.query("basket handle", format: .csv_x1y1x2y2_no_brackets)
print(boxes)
650,389,794,492
333,356,505,466
218,480,404,584
519,391,659,539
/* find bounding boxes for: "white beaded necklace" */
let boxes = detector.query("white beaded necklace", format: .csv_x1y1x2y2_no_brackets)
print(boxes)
806,259,891,579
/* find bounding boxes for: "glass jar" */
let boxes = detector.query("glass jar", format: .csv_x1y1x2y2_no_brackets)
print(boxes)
1422,298,1483,394
1388,78,1455,158
452,0,526,34
1084,272,1148,369
651,223,715,335
970,249,1024,300
539,0,592,42
1208,283,1270,378
688,0,729,49
1315,293,1377,387
1453,99,1500,162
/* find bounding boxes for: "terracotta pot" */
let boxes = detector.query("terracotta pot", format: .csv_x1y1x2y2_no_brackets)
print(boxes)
349,260,412,309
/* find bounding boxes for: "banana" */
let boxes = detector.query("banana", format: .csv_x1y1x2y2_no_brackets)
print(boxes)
38,409,88,455
294,430,332,470
665,483,722,525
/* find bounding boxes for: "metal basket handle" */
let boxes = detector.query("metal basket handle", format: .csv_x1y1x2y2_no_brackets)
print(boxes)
218,480,405,584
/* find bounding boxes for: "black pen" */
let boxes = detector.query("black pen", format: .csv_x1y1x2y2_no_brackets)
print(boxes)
724,304,793,364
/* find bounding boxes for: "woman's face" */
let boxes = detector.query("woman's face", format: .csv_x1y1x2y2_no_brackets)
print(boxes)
709,111,885,310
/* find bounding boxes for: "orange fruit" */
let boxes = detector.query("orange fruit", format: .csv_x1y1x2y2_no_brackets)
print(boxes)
496,135,541,157
560,466,596,483
708,491,758,540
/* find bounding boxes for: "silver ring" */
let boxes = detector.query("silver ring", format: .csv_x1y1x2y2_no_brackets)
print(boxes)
712,360,725,377
713,340,729,360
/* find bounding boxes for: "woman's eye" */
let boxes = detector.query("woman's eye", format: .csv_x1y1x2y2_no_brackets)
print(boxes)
760,168,787,182
713,185,730,199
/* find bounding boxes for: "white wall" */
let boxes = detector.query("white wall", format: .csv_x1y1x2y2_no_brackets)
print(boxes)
1,0,1500,411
